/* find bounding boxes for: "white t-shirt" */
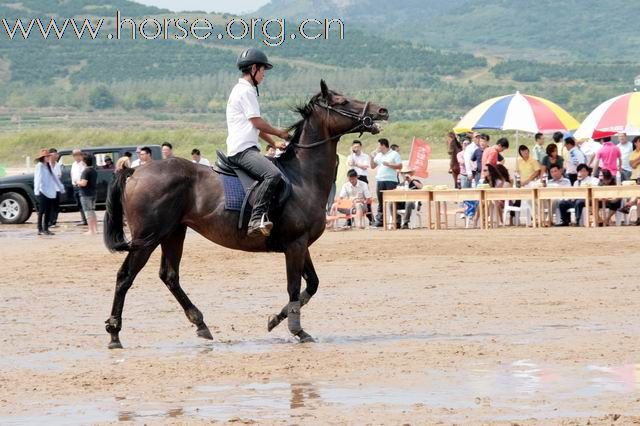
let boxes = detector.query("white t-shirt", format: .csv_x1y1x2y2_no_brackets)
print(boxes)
579,140,602,166
339,180,371,201
226,78,261,157
347,152,370,176
618,142,633,171
71,161,85,185
193,158,211,166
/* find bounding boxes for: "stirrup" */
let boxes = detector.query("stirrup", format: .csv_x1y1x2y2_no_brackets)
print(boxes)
259,213,273,235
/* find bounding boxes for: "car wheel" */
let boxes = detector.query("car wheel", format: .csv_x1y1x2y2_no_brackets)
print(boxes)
0,192,31,224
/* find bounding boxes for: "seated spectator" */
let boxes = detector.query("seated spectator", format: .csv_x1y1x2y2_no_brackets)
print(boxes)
558,164,598,226
516,145,541,186
541,144,565,179
265,145,276,158
102,156,114,170
328,169,371,229
598,169,622,225
399,165,423,229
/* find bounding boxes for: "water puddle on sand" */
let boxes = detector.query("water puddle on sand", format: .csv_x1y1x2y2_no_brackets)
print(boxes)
3,360,638,424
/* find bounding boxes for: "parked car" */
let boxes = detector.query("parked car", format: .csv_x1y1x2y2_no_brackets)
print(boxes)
0,145,162,224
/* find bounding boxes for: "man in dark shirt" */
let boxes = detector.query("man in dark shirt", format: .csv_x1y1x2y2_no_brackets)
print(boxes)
78,154,98,235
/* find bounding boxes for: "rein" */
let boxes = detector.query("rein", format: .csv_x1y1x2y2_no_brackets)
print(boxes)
293,100,373,150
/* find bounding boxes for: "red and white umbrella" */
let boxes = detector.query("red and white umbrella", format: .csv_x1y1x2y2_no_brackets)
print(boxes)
574,92,640,139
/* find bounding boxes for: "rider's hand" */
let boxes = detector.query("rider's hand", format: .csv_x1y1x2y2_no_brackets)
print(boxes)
278,130,290,140
275,141,287,150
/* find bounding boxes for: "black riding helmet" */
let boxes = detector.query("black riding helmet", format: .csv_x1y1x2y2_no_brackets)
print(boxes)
237,48,273,96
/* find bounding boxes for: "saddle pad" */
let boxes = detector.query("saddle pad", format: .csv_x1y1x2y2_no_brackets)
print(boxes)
221,174,246,211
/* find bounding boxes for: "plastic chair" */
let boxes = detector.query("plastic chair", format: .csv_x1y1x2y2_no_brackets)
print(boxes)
326,199,353,229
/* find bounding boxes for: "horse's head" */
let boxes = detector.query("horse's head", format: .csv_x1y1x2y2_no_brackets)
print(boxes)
313,80,388,137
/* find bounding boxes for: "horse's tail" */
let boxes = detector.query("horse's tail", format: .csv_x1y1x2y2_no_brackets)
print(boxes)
103,167,136,252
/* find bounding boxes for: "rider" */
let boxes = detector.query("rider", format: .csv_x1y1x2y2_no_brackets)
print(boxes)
226,48,290,237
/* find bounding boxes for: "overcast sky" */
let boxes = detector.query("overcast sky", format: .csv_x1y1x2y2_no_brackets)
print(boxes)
133,0,270,14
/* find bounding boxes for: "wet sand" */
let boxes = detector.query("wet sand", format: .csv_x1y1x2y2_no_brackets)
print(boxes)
0,214,639,425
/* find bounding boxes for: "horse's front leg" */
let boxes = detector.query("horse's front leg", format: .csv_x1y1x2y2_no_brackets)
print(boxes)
268,248,318,333
280,240,315,343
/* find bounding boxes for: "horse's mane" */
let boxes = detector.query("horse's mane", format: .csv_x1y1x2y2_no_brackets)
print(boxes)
278,93,320,161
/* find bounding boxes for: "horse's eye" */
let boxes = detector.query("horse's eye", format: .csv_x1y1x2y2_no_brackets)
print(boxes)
340,100,349,106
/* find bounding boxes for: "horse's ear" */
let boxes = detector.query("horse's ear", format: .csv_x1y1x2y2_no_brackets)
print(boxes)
320,80,329,99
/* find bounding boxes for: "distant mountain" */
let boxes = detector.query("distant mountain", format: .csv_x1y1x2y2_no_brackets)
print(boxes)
254,0,640,60
0,0,169,18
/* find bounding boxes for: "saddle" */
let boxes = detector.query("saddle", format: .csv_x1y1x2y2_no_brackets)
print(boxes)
213,150,292,229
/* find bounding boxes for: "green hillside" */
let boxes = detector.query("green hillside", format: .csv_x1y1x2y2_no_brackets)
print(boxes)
255,0,640,61
0,0,636,135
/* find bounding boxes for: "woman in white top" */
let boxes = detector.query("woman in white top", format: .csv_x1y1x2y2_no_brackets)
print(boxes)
33,148,64,235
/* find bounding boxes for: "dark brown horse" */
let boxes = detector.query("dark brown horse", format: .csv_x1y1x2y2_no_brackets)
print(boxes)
446,131,462,187
103,80,388,349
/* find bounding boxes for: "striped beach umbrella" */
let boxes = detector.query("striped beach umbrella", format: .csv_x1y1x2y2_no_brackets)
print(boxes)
574,92,640,140
454,91,580,134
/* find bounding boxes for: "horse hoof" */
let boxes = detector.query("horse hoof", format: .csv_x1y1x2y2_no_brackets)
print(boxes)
267,315,280,332
108,341,123,350
197,327,214,340
295,330,315,343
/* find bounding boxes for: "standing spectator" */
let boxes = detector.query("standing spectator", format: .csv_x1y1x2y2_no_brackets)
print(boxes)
532,132,546,164
482,137,509,171
616,132,633,181
33,149,64,236
390,144,399,153
191,148,211,166
457,139,470,187
471,134,489,184
399,165,423,229
463,132,480,183
629,136,640,181
115,156,130,172
78,154,98,236
577,138,602,169
347,140,370,183
48,148,63,227
70,148,87,226
161,142,173,159
564,136,586,185
130,146,143,167
516,145,541,186
552,131,568,159
133,146,153,167
370,138,402,227
541,144,564,179
595,137,621,176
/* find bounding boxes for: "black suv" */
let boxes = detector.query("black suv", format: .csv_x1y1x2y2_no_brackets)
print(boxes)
0,145,162,224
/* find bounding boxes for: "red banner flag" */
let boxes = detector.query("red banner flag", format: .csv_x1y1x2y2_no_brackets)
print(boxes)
408,137,431,178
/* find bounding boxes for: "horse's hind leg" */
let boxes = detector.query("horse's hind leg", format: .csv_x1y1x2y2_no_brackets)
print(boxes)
268,249,318,332
105,246,156,349
159,225,213,341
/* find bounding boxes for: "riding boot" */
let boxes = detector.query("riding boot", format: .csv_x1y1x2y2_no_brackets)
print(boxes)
247,177,280,237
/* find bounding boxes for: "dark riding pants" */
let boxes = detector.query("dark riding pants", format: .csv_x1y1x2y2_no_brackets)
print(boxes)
37,194,54,232
229,147,282,221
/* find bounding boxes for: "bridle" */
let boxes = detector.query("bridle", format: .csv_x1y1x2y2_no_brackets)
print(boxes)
293,99,375,149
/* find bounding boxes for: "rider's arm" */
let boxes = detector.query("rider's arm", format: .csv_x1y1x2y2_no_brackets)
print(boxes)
250,117,288,140
259,131,276,146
